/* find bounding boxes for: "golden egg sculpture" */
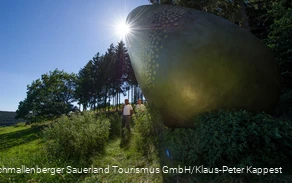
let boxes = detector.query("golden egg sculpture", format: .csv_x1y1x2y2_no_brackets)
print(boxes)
125,5,280,127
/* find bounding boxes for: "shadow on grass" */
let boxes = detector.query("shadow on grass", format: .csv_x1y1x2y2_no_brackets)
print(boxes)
0,126,44,151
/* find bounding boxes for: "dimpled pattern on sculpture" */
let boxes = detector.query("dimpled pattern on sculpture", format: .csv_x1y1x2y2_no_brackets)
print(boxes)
126,5,280,127
142,7,188,89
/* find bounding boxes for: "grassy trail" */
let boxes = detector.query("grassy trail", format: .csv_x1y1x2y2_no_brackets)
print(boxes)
0,125,163,183
84,138,163,182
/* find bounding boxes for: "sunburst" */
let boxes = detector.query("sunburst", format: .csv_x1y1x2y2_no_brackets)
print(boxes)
115,21,131,39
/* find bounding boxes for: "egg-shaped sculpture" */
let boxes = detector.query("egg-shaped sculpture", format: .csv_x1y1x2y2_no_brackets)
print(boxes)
125,5,280,127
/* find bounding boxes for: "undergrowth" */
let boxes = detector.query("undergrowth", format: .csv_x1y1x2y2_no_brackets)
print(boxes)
153,109,292,183
2,108,291,183
42,112,110,163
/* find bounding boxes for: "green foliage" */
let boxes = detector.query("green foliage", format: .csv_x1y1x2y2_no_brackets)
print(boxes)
158,109,292,181
75,41,135,111
150,0,250,28
75,59,97,110
276,89,292,117
132,113,152,155
132,105,164,159
265,1,292,90
263,1,292,115
107,112,122,139
42,112,110,162
16,69,77,122
0,117,162,183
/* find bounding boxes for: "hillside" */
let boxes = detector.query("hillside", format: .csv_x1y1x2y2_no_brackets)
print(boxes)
0,111,23,126
0,119,162,182
0,111,291,182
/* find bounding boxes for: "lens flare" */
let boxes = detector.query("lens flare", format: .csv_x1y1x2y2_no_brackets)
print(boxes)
117,22,130,36
114,21,132,40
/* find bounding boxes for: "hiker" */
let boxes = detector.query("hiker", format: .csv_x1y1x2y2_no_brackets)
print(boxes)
135,99,146,113
121,99,133,135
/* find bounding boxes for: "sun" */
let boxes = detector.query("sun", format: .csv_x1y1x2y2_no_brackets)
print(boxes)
100,5,134,41
115,21,131,39
117,22,130,36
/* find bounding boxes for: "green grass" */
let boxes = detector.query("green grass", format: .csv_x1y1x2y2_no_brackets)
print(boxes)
0,138,80,183
0,125,79,182
0,125,30,135
0,121,163,183
2,110,292,183
0,124,44,151
1,112,292,183
83,138,162,183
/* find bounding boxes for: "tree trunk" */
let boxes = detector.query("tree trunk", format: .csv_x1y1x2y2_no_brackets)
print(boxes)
131,85,134,103
128,87,130,100
140,86,143,101
116,89,118,111
108,96,110,113
134,85,137,103
118,91,120,110
93,95,96,112
238,1,250,30
104,85,107,112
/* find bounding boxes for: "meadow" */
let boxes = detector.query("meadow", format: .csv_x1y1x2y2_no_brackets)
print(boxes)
0,113,162,183
0,109,291,183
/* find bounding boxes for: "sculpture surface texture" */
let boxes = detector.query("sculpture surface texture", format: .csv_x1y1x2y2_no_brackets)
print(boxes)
125,5,280,127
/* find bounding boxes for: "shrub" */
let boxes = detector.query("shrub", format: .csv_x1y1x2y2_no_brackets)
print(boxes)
132,113,151,153
42,112,110,162
276,89,292,118
107,112,122,139
123,106,292,182
132,105,164,159
194,110,291,169
158,109,292,182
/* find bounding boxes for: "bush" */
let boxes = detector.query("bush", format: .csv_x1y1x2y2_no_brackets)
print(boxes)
132,105,164,159
132,113,152,154
159,109,292,182
107,112,122,139
276,89,292,117
42,112,110,162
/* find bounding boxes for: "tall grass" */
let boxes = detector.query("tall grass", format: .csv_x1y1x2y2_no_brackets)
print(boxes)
83,139,162,183
43,112,110,163
132,110,161,159
0,112,121,182
0,139,83,182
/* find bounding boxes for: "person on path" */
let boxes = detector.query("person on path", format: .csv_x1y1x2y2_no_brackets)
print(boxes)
122,99,133,136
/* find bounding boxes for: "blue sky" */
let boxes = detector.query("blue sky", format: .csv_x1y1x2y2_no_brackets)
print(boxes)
0,0,150,112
